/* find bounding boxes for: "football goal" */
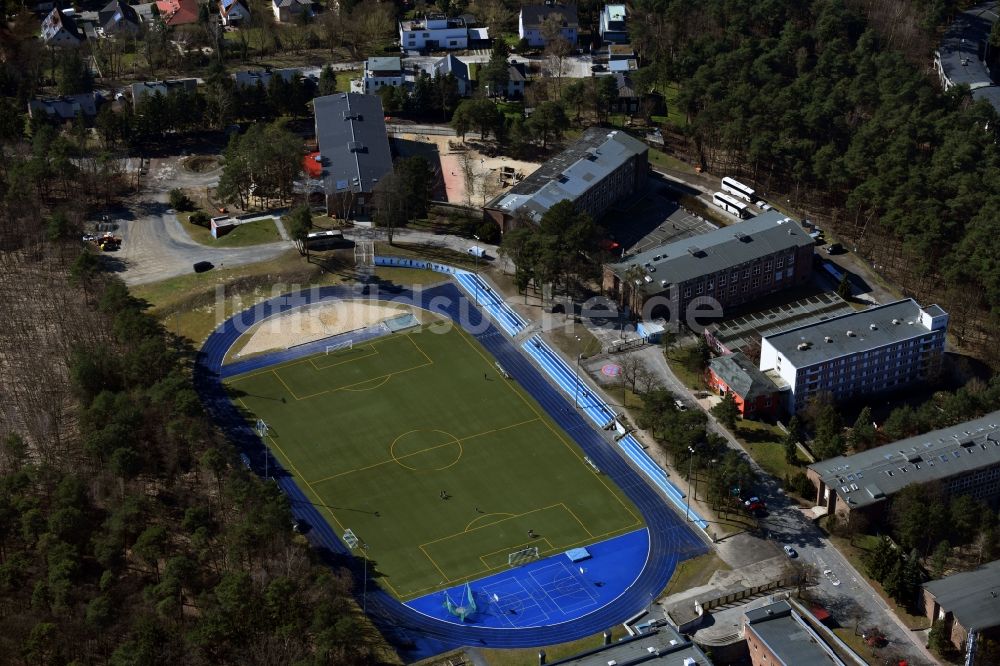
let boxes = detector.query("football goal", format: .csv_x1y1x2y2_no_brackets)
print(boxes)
507,546,540,567
325,340,353,354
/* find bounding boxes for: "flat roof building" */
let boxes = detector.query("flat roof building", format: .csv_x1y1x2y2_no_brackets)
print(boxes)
603,211,814,324
484,127,648,232
548,625,712,665
808,410,1000,520
933,1,1000,112
760,299,948,413
707,352,783,419
743,600,846,666
923,559,1000,660
313,93,393,220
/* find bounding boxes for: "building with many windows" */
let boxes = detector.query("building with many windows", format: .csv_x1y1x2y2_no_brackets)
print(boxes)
603,211,814,322
399,14,477,51
760,299,948,414
743,600,846,666
806,410,1000,521
922,559,1000,661
483,127,647,231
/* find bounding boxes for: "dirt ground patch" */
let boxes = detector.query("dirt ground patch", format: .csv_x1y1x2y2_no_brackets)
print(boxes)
234,300,416,357
394,133,540,206
181,155,220,173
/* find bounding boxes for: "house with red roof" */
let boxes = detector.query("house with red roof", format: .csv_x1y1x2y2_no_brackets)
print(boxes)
155,0,199,26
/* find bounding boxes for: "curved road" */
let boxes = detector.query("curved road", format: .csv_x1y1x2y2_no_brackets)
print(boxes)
194,282,706,660
116,157,291,286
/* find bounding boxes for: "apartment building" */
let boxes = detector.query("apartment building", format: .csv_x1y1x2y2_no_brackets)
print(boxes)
399,14,473,50
483,127,647,231
603,211,814,321
923,560,1000,661
760,299,948,413
807,410,1000,521
743,600,846,666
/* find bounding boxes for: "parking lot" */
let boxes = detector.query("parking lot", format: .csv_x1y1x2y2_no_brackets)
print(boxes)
603,180,720,257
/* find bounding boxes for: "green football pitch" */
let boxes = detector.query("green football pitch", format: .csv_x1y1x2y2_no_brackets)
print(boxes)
226,326,643,600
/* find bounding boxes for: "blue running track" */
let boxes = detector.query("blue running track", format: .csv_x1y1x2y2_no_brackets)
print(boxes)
194,272,707,661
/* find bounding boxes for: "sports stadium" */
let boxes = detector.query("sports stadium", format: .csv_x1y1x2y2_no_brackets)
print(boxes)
194,258,708,659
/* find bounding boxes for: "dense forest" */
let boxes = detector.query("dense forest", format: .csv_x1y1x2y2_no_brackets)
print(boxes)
625,0,998,364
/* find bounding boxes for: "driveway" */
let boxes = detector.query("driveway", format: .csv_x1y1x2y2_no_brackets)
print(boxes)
113,156,292,286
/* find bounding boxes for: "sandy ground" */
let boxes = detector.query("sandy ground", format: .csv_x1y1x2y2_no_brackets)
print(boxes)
236,301,412,357
395,133,540,206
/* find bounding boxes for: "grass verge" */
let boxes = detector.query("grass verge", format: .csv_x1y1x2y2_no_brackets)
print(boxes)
735,421,809,482
478,626,630,666
178,212,283,248
664,348,706,390
663,552,729,596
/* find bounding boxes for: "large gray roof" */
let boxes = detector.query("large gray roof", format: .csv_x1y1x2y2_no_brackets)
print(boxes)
366,57,401,72
232,68,299,88
707,292,854,352
709,353,780,401
936,1,1000,108
314,93,393,196
924,560,1000,631
548,625,712,665
744,601,845,666
609,211,813,295
520,3,579,28
809,410,1000,509
130,78,198,103
761,298,946,367
485,127,647,222
28,93,102,120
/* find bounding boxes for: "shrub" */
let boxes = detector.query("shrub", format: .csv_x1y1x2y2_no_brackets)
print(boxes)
189,212,210,228
168,188,194,212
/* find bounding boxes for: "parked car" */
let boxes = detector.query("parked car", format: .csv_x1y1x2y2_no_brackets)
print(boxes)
823,569,841,586
674,399,687,411
825,242,844,255
783,545,797,558
193,261,214,273
744,496,766,512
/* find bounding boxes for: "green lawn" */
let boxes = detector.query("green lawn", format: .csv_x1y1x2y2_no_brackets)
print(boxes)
179,213,283,247
227,326,643,599
735,421,809,481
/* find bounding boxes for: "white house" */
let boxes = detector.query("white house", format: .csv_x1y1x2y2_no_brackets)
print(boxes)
363,57,405,94
598,4,628,44
519,2,578,48
220,0,250,26
272,0,310,23
399,14,471,51
40,8,84,47
431,55,471,96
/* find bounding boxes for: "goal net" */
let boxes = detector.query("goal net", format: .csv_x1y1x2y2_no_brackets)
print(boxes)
325,340,353,354
443,582,477,622
507,546,540,567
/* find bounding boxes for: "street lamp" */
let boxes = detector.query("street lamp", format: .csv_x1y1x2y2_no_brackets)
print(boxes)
686,445,696,522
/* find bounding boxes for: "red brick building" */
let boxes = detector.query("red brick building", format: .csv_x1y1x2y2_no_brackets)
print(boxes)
706,352,783,419
922,560,1000,661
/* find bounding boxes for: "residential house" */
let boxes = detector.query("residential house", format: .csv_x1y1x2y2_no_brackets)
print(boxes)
98,0,141,36
484,127,647,231
611,72,638,113
272,0,311,23
483,62,526,98
807,410,1000,522
362,57,405,94
603,211,815,323
131,78,199,106
759,299,948,414
598,4,628,44
28,93,103,121
219,0,250,26
519,2,578,48
231,68,299,89
40,8,84,47
706,353,782,419
155,0,199,26
313,93,394,219
431,55,470,96
922,560,1000,661
399,14,472,51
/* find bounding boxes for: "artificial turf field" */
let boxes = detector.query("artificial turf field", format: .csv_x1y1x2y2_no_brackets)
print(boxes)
226,325,644,600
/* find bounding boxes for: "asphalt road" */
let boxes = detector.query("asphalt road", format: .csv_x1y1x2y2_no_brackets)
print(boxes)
112,157,292,286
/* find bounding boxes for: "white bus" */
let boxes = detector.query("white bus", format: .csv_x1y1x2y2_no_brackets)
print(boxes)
721,176,755,202
713,192,750,218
